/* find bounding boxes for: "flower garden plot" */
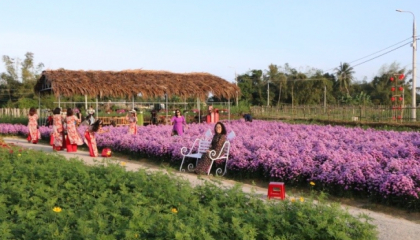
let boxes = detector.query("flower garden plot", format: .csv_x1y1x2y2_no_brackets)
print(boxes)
1,120,420,209
0,144,376,239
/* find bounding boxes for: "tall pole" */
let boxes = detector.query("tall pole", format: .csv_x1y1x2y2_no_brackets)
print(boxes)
413,15,417,121
267,76,270,106
324,85,326,113
229,67,239,106
235,71,238,106
397,9,417,121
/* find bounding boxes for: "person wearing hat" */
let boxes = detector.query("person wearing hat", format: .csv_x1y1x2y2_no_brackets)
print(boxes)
125,109,138,134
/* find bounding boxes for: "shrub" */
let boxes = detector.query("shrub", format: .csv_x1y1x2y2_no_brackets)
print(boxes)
0,144,376,239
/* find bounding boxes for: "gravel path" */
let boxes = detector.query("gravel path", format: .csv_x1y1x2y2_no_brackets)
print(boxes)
4,137,420,240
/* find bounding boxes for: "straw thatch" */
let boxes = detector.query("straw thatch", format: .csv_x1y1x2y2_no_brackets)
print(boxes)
34,69,240,100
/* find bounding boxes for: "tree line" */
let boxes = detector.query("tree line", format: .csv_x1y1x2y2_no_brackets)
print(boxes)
1,52,418,108
237,63,418,107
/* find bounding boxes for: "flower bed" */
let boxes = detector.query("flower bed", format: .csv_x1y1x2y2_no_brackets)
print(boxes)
1,120,420,208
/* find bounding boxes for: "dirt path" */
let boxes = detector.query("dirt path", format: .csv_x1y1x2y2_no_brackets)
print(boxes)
4,137,420,240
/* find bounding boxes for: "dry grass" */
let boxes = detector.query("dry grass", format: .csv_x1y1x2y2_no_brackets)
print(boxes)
34,69,240,100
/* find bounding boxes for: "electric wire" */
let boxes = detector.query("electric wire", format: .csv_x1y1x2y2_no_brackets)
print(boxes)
348,37,413,64
351,42,412,68
324,36,416,73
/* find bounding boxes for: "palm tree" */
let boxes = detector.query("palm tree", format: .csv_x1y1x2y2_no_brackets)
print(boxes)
335,62,354,96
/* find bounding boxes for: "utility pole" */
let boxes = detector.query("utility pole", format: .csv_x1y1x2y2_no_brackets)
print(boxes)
235,71,238,106
324,85,326,113
267,76,270,106
228,66,239,106
396,9,417,121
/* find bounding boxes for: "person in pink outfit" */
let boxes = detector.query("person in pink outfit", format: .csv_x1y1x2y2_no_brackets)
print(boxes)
170,109,186,136
126,110,138,134
27,107,41,144
65,108,83,152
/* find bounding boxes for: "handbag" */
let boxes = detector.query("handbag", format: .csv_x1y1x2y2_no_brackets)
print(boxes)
101,148,112,157
50,134,54,145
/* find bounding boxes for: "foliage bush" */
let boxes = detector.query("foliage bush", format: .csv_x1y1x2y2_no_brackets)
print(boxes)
0,143,376,239
0,116,27,125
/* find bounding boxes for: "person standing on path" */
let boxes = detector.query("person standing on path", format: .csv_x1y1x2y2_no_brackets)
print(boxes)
51,107,65,151
65,108,83,152
170,109,186,136
27,107,41,144
84,119,106,157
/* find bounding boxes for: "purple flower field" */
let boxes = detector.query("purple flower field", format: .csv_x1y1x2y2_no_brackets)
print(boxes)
1,120,420,200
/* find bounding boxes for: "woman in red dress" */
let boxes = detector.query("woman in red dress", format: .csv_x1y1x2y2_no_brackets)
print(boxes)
28,107,41,144
27,107,40,144
84,119,105,157
65,108,83,152
51,107,65,151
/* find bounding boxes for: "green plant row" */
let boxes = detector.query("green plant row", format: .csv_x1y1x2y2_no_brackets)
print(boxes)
0,144,376,240
0,116,28,125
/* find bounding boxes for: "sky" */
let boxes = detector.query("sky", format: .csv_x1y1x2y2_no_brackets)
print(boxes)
0,0,418,84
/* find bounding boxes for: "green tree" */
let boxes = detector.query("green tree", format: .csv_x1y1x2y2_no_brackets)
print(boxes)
0,52,44,108
334,62,354,96
237,70,264,105
0,56,23,106
264,64,279,106
369,62,408,105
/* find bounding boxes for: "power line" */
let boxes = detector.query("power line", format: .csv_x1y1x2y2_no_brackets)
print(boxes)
351,42,412,68
348,37,413,64
324,37,415,73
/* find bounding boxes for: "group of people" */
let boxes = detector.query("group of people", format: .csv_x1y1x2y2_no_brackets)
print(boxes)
27,107,109,157
28,106,229,174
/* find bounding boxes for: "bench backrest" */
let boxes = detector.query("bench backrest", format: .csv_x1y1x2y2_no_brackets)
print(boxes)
197,139,211,154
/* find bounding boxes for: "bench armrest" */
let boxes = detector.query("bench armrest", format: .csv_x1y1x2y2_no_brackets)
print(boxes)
208,141,230,160
180,138,200,156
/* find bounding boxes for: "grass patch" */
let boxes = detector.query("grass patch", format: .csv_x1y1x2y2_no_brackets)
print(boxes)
0,141,376,239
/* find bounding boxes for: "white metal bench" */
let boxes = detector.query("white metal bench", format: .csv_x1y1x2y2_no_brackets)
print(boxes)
179,130,235,176
179,138,211,172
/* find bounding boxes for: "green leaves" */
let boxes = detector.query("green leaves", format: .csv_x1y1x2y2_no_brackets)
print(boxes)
0,144,377,239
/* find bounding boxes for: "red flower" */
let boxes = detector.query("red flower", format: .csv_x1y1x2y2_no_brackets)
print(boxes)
391,97,396,102
398,87,403,91
390,77,394,81
391,87,395,92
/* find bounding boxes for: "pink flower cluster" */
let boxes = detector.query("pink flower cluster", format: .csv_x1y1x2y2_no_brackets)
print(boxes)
1,120,420,199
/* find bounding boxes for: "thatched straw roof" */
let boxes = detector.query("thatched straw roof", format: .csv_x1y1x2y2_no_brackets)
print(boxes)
34,69,240,100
